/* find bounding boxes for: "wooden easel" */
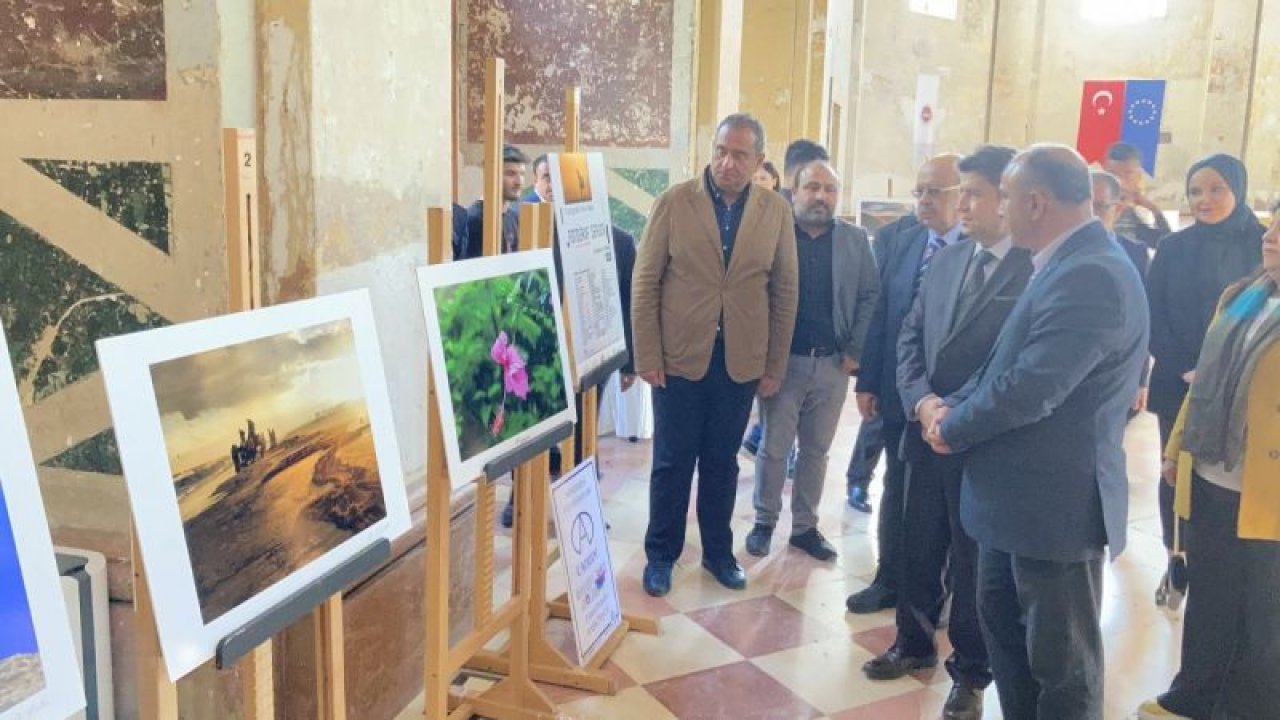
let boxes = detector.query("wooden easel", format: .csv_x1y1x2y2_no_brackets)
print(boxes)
419,58,560,720
465,86,657,697
133,129,353,720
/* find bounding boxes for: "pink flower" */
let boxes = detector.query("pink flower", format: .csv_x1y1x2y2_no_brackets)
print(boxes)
490,331,530,400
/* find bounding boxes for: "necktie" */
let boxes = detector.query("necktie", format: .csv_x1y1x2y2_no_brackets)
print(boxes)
917,232,947,282
953,249,996,329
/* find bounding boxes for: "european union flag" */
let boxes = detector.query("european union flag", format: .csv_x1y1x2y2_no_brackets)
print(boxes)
1119,80,1166,176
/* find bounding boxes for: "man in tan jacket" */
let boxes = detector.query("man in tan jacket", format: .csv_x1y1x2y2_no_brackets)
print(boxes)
632,113,799,596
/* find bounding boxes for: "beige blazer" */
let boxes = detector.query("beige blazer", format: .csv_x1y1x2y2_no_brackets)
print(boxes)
631,173,798,383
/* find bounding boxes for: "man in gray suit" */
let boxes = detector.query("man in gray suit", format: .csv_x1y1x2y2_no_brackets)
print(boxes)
863,145,1031,720
747,160,879,561
926,145,1149,719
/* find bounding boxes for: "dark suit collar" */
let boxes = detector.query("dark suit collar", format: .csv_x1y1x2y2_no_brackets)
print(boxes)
1032,219,1107,281
947,247,1033,340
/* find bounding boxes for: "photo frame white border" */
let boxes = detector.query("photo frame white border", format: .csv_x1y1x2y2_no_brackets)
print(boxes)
0,324,86,720
96,289,410,680
547,152,628,386
417,249,577,489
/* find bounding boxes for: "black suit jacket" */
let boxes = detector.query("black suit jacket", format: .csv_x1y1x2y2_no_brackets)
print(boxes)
897,240,1033,461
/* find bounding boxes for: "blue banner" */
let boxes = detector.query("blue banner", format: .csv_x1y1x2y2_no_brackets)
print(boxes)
1119,80,1166,176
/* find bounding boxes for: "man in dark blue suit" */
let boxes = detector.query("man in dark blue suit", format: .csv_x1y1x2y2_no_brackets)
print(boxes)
927,145,1149,719
847,154,963,614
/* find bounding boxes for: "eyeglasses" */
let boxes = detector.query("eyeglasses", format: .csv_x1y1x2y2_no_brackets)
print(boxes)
911,184,961,199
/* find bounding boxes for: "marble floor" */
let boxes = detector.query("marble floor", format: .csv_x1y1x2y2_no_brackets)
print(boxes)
402,400,1182,719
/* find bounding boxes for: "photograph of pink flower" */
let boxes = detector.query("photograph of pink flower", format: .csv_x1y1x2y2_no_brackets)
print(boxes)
418,250,576,488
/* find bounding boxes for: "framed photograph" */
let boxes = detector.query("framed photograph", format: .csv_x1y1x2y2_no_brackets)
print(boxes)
0,325,85,720
856,198,916,238
417,249,576,487
548,152,628,387
96,290,410,680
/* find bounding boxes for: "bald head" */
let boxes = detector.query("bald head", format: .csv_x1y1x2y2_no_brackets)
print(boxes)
1001,144,1095,250
914,153,962,234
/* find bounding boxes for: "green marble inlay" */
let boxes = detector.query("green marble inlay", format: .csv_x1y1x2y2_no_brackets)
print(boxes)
42,429,123,476
25,159,173,254
608,197,648,240
614,168,670,198
1,211,168,406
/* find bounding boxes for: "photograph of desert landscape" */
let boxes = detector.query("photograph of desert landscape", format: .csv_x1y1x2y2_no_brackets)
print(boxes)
0,484,44,713
150,318,388,623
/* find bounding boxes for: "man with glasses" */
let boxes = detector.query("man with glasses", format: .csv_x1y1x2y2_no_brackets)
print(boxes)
847,154,963,614
632,113,799,596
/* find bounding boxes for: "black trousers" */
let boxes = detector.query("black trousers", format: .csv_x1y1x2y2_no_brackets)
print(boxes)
870,419,907,591
644,343,756,565
897,450,990,688
845,414,885,490
1156,413,1178,550
977,546,1104,720
1159,474,1280,720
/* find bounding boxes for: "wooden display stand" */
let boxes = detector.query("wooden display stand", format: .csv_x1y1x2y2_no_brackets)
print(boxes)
464,86,657,697
133,129,369,720
419,58,562,720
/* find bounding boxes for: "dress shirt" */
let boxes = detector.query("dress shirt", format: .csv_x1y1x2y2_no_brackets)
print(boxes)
790,222,838,354
704,167,750,268
1030,219,1097,277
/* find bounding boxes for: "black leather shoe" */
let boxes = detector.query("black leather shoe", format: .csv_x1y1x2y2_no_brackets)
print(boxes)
500,498,514,528
702,557,747,590
745,523,773,557
942,684,984,720
846,582,897,614
862,646,938,680
643,562,673,597
789,528,837,561
848,485,872,513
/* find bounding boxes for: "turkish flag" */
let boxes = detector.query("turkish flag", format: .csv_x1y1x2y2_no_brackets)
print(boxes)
1076,81,1126,165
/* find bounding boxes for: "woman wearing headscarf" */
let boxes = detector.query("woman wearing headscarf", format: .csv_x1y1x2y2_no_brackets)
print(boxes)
1144,154,1265,610
1138,209,1280,720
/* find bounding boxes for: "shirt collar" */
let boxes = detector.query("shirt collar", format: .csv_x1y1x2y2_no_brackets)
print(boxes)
1031,218,1096,276
929,223,963,246
704,166,750,208
978,236,1013,261
796,220,835,240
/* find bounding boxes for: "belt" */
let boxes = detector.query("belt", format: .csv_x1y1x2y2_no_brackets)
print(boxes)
793,347,836,357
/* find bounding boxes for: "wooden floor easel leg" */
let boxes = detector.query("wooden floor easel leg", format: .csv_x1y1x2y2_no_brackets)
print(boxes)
468,461,559,720
132,530,179,720
314,595,347,720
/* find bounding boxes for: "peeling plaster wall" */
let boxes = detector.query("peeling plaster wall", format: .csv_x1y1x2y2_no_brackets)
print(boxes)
456,0,695,235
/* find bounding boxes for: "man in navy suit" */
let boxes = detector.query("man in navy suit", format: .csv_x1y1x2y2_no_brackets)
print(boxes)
862,146,1031,720
927,145,1149,719
847,154,963,614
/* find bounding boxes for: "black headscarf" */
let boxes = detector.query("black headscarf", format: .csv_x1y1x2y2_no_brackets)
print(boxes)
1183,153,1266,289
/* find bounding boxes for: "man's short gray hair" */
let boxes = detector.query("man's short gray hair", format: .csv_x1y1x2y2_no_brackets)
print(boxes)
1090,170,1122,206
1017,144,1092,205
715,113,766,155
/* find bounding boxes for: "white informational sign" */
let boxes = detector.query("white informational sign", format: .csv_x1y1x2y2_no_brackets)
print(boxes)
547,152,628,388
97,290,411,680
549,457,621,666
0,324,86,720
913,73,940,168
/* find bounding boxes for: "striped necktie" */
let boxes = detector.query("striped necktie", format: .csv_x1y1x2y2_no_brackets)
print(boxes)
917,232,948,281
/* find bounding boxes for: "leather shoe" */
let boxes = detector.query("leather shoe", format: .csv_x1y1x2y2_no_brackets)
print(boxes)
846,582,896,613
942,684,983,720
702,557,747,590
862,646,937,680
642,562,672,597
847,485,872,513
789,528,837,561
745,523,773,557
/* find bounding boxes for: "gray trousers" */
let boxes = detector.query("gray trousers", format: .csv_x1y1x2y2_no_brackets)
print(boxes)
753,353,849,535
